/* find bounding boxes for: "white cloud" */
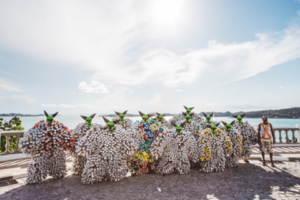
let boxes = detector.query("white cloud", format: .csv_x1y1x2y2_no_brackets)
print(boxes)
175,89,183,92
11,95,36,103
279,86,283,89
78,81,109,94
0,80,21,92
129,91,133,94
41,103,95,108
206,103,221,107
149,93,161,105
71,93,76,95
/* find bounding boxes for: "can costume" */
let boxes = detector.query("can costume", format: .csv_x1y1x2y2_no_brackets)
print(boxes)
232,114,256,160
221,121,243,168
70,113,96,175
130,111,157,175
19,111,74,184
76,117,137,184
200,113,220,130
153,112,171,130
151,122,199,175
114,110,133,130
198,123,232,173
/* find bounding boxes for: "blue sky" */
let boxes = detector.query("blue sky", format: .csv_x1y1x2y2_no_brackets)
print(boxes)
0,0,300,115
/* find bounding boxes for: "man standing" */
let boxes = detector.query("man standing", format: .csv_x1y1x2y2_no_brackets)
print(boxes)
257,115,276,167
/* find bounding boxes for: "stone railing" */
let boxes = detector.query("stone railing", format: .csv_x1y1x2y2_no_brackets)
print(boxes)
0,126,300,156
273,127,299,143
0,130,24,155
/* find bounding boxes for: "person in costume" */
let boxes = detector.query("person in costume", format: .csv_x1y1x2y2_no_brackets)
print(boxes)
70,113,96,175
200,113,220,130
169,106,201,125
19,111,74,184
221,121,243,168
130,111,157,175
114,110,133,129
77,117,137,184
151,121,198,175
198,123,232,173
257,115,276,167
232,114,257,163
181,112,202,139
153,112,170,129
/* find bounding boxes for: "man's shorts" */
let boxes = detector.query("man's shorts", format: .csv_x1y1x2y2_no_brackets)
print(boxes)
260,140,273,153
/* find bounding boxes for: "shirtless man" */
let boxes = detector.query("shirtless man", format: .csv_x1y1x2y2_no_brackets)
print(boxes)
257,115,276,167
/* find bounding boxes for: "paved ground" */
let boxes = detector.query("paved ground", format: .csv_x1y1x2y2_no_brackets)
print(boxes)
0,161,300,200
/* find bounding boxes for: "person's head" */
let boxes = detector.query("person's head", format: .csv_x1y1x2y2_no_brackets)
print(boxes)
81,113,96,128
138,111,154,123
222,121,235,132
44,110,58,125
115,110,127,124
207,122,220,134
232,114,246,125
183,105,194,115
203,113,214,123
103,117,119,131
262,115,268,123
172,121,186,135
156,113,166,122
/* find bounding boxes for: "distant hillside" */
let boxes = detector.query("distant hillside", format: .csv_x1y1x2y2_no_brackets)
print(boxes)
0,113,44,117
204,107,300,119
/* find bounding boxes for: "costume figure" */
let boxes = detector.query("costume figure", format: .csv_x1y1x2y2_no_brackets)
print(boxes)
77,117,137,184
198,123,232,173
232,114,257,162
153,112,170,129
114,110,133,129
181,113,201,139
151,122,199,175
19,111,74,184
130,111,157,175
70,113,96,175
221,121,243,168
200,113,219,130
257,115,276,167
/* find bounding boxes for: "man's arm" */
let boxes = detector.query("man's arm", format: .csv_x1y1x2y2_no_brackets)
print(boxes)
270,123,276,144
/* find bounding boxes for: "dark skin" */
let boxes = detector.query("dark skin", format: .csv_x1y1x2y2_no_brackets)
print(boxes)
257,117,276,166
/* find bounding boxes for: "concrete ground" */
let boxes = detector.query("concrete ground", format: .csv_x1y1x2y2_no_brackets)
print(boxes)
0,146,300,200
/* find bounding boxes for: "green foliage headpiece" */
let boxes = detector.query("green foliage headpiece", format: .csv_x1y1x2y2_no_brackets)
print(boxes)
103,117,119,131
232,114,246,126
44,110,58,125
156,112,166,122
182,112,194,123
203,113,214,124
183,105,194,114
139,111,154,123
115,110,127,124
81,113,96,128
207,122,220,134
222,121,235,132
172,121,186,135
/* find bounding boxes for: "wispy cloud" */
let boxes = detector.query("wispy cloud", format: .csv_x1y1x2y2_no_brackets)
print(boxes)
0,80,21,92
279,86,283,89
78,81,109,94
11,95,36,103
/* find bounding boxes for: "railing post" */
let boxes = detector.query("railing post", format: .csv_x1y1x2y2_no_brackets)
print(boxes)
296,125,300,143
278,130,282,143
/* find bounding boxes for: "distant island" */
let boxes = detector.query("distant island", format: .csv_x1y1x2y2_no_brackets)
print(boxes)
100,107,300,119
0,113,44,117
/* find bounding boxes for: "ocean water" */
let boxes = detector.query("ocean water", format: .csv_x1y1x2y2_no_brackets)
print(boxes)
1,115,300,142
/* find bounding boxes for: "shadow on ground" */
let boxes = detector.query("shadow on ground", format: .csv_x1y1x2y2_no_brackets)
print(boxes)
0,161,300,200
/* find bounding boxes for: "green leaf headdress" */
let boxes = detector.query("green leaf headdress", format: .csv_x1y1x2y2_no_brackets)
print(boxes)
156,112,166,122
81,113,96,128
221,121,235,132
232,114,246,126
182,112,194,123
44,110,58,125
206,122,220,134
139,111,154,123
103,117,119,131
171,121,186,135
203,113,214,124
114,110,128,124
183,105,194,115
